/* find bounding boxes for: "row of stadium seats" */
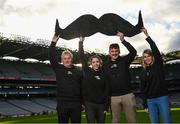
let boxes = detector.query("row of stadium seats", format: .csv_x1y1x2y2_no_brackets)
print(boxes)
169,93,180,103
0,98,56,117
129,64,180,84
0,88,56,95
0,59,55,81
0,93,179,117
165,64,180,80
1,59,180,83
0,100,30,116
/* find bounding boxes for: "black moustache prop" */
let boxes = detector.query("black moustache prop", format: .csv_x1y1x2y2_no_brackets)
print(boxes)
55,11,143,40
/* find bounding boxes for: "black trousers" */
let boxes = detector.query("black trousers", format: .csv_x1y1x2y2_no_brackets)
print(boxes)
57,101,81,123
85,101,105,123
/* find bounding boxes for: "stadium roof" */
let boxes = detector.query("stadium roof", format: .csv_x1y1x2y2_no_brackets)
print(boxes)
166,59,180,64
0,37,51,61
0,36,105,63
0,35,180,63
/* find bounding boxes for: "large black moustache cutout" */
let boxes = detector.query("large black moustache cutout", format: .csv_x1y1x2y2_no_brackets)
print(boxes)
55,11,143,40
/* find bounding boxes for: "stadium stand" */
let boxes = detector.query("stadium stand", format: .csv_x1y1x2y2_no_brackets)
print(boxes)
0,59,180,117
0,59,56,83
13,61,42,80
130,65,142,84
30,63,55,81
0,88,56,96
0,100,30,117
0,59,20,79
169,93,180,106
0,36,180,118
0,98,57,117
166,63,180,80
31,98,57,110
8,99,55,114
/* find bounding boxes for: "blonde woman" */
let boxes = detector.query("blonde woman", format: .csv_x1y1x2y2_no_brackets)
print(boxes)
79,37,109,123
140,27,171,123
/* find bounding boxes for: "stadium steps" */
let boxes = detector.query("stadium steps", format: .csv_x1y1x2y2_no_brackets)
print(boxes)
6,100,33,113
0,100,30,116
30,99,56,111
7,99,55,114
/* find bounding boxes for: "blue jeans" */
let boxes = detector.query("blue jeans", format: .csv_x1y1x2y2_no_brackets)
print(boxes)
147,96,171,123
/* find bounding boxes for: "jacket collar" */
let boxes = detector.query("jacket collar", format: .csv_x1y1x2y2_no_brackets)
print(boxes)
108,56,121,62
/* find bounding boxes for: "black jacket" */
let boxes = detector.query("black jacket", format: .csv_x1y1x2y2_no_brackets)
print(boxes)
103,40,137,96
79,42,110,107
140,37,168,108
49,42,83,103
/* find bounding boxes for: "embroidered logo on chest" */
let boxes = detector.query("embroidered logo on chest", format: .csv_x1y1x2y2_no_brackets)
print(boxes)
111,64,118,68
94,76,101,80
146,70,150,76
67,71,73,75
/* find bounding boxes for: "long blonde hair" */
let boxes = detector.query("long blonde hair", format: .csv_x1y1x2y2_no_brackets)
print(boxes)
142,49,155,69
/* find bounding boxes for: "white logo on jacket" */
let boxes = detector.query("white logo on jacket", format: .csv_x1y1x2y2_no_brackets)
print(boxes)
111,64,118,68
67,71,72,75
94,76,101,80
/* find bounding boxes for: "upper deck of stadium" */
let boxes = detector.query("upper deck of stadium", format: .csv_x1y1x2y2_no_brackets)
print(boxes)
1,32,180,63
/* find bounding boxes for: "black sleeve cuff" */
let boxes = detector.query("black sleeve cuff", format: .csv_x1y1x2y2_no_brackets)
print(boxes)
121,39,127,44
51,41,56,46
145,36,151,40
145,36,154,44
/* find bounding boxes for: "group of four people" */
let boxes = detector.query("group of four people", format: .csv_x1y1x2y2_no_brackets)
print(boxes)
49,27,171,123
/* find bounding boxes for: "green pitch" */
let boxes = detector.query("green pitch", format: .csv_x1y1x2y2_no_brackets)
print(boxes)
0,108,180,123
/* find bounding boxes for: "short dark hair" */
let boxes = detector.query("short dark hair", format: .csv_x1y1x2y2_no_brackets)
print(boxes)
109,43,119,50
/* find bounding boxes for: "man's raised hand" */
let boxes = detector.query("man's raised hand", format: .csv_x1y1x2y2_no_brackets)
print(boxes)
117,31,125,42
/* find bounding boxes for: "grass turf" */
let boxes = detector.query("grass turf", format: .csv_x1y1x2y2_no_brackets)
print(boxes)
0,108,180,123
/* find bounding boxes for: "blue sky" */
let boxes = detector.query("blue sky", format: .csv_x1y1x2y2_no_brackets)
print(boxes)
0,0,180,56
